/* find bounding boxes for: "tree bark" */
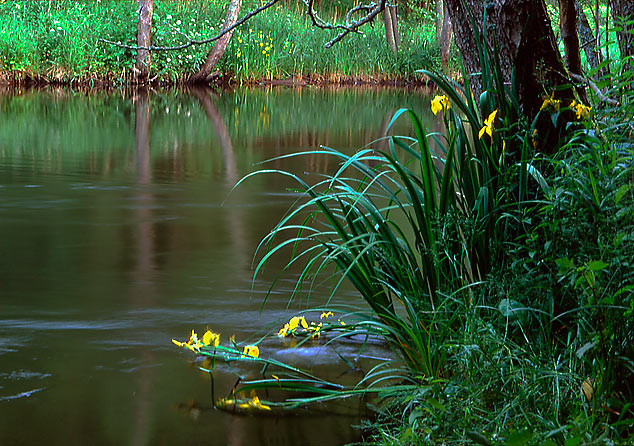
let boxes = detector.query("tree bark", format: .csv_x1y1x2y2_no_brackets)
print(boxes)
435,0,443,44
383,6,398,52
391,6,401,50
576,1,604,79
443,0,571,119
559,0,582,75
191,0,242,83
440,1,453,69
609,0,634,71
136,0,154,82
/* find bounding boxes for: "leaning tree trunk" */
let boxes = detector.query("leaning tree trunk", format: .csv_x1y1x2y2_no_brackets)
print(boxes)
191,0,242,83
136,0,154,82
609,0,634,71
443,0,571,122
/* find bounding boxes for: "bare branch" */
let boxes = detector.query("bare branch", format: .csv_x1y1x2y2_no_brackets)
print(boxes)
100,0,392,54
324,1,389,48
99,0,281,52
569,72,619,106
301,0,389,48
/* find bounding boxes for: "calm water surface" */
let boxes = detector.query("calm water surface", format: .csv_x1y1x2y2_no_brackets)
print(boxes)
0,87,435,445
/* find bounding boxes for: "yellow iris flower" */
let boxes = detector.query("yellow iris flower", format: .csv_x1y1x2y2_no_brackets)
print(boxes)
479,110,498,140
532,129,539,149
570,100,591,120
277,323,290,337
540,92,560,112
320,311,334,320
202,330,220,347
217,393,271,411
430,94,450,115
242,345,259,358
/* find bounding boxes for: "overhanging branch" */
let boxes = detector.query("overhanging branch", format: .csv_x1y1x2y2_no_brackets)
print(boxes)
100,0,392,52
99,0,281,52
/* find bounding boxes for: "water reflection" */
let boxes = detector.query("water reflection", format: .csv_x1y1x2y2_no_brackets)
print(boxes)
191,87,249,270
131,88,157,446
0,86,434,445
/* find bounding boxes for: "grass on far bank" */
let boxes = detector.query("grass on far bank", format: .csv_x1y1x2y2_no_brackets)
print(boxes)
0,0,440,85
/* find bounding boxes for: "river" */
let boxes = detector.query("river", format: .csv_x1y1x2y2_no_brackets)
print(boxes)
0,86,435,445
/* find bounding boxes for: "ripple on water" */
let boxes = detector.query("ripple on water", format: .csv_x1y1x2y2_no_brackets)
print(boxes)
0,388,46,401
0,319,133,331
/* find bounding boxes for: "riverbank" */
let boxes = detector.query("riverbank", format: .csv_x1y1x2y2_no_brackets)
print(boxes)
0,0,441,88
0,69,437,89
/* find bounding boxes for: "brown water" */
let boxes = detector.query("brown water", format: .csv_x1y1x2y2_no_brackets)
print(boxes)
0,87,435,445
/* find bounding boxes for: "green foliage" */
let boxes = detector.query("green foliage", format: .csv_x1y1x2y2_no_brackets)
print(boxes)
228,15,634,446
0,0,439,82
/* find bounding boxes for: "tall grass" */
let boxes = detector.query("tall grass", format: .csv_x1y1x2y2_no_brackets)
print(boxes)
227,19,633,446
161,11,634,446
0,0,439,83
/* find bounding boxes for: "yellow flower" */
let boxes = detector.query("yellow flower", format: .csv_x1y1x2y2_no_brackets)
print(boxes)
216,397,235,407
338,319,345,326
288,316,299,330
183,329,203,350
430,94,450,115
277,323,290,337
172,339,185,347
532,129,539,149
309,323,322,339
320,311,333,320
202,330,220,347
242,345,259,358
540,92,560,112
299,316,308,329
218,392,271,411
571,100,591,119
250,395,271,410
479,110,498,140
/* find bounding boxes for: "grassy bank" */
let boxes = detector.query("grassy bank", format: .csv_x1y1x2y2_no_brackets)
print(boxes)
0,0,440,86
165,34,634,445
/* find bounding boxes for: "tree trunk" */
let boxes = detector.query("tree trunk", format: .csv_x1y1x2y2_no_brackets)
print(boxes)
609,0,634,71
435,0,443,43
191,0,242,83
443,0,571,120
559,0,582,75
576,1,604,79
136,0,154,82
391,6,401,50
383,6,398,52
440,1,453,69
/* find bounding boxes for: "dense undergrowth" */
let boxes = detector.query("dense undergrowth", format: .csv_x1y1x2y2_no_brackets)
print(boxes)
167,47,634,446
173,27,634,446
353,37,634,446
0,0,440,85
